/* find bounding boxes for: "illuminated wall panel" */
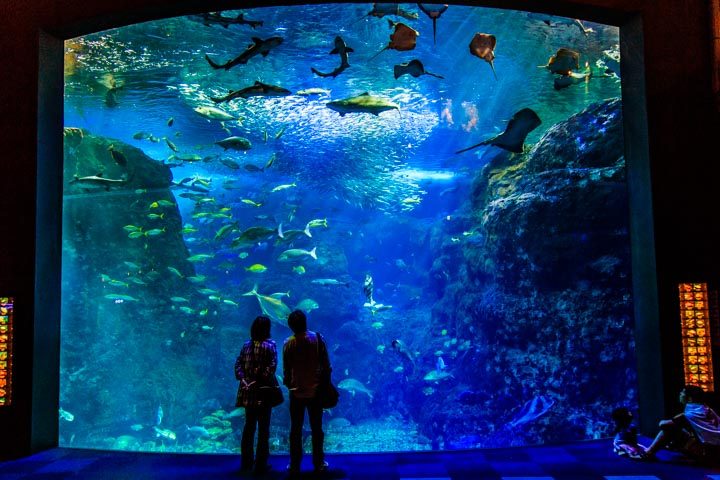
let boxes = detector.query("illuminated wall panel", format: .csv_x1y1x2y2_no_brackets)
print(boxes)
0,297,13,406
679,283,715,391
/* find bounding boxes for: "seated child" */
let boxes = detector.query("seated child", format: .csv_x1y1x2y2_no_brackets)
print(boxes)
612,407,649,460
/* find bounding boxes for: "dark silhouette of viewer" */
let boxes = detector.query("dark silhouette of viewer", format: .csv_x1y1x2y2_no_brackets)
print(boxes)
283,309,332,475
611,407,649,459
234,315,279,475
645,385,720,463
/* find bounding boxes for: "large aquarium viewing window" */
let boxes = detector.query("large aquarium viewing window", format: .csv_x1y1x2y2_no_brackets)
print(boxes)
61,4,635,453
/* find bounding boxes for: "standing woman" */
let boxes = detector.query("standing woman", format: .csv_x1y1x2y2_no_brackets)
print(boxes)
235,315,278,474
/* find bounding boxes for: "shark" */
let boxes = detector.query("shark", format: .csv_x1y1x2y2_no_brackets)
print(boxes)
205,36,283,70
196,12,263,29
326,92,400,116
210,81,291,103
311,36,354,78
394,59,443,79
456,108,541,154
417,3,449,45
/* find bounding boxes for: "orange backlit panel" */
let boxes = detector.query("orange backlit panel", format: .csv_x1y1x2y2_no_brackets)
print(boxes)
679,283,714,392
0,297,12,406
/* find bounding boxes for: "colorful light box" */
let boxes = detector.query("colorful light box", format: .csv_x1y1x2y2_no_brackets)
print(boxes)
679,283,715,392
0,297,12,406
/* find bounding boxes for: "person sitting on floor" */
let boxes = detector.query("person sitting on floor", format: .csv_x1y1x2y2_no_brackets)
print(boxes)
645,385,720,463
611,406,649,459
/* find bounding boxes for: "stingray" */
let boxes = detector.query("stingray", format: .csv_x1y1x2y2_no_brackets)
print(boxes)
417,4,449,45
394,59,444,79
469,33,497,80
371,20,419,59
455,107,541,154
539,47,580,75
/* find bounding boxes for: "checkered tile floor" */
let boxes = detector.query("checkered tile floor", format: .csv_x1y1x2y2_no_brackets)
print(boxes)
0,440,718,479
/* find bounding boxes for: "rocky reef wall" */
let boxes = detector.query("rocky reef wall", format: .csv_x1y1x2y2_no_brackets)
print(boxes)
421,98,637,448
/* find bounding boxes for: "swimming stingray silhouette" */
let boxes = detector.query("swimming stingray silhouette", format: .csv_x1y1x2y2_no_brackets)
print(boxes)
417,3,449,45
469,33,497,79
455,108,541,154
394,59,443,79
371,20,419,59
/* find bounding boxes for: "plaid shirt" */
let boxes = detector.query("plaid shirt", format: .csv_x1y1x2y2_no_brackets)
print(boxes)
235,339,277,408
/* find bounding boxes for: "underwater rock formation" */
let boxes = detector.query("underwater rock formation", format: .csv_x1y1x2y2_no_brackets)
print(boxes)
61,130,221,447
420,98,636,448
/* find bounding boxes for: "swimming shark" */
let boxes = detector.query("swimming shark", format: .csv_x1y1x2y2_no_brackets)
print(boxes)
311,36,354,78
326,92,400,116
210,81,291,103
205,36,283,70
455,108,541,154
197,12,263,29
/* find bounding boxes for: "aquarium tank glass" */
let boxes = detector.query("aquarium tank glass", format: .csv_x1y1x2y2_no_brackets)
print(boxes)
60,3,635,453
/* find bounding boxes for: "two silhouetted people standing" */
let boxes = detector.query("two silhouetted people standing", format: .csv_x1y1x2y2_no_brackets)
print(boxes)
283,309,332,474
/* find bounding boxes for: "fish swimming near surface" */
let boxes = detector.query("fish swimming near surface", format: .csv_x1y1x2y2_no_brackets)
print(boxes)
455,107,541,154
215,136,252,151
508,395,555,428
338,378,374,401
393,59,444,79
326,92,400,116
365,3,419,21
538,47,580,75
311,36,354,78
417,4,449,45
210,81,291,103
371,20,419,59
197,11,263,29
205,36,283,70
469,33,498,79
193,105,237,121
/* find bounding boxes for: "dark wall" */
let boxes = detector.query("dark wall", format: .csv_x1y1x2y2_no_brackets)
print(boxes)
0,0,717,459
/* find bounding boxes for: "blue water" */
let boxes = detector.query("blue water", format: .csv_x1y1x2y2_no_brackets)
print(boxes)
60,4,631,454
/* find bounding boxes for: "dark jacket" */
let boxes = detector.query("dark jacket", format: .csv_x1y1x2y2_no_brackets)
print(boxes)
282,331,331,399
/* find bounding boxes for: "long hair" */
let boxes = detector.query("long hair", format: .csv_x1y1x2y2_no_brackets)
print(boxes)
250,315,271,342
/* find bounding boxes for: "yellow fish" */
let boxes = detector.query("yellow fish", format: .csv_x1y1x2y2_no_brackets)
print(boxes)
245,264,268,273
